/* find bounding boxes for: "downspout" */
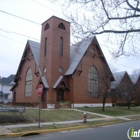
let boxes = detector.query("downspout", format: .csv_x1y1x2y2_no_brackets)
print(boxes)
71,75,74,109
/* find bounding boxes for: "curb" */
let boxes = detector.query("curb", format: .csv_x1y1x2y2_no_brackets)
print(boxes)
0,119,128,138
0,125,89,138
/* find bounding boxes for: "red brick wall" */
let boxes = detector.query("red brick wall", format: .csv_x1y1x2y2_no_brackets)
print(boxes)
13,45,40,103
72,40,112,104
116,73,133,103
39,16,70,103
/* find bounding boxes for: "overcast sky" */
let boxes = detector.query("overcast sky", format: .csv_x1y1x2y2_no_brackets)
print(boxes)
0,0,140,77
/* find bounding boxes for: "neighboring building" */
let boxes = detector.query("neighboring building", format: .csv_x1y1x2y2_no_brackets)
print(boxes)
11,16,114,108
129,74,140,102
111,71,133,104
129,74,140,85
0,75,15,103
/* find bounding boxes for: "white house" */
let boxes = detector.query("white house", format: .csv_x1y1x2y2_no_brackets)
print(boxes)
0,75,15,104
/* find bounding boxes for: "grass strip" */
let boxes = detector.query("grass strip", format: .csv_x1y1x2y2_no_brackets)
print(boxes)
10,119,125,133
0,109,101,124
76,106,140,116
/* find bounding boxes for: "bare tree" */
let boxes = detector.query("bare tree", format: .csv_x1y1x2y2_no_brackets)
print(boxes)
117,82,140,109
114,72,140,109
132,69,140,76
54,0,140,58
99,67,114,111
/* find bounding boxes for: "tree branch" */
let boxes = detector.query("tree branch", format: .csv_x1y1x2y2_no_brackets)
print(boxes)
108,14,140,20
134,0,140,15
126,0,140,12
91,29,140,34
100,0,109,19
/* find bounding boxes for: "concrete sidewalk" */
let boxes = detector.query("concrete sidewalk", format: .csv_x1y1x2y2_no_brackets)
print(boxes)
0,126,12,135
74,109,113,118
0,117,113,135
0,117,119,135
4,117,114,129
4,114,136,130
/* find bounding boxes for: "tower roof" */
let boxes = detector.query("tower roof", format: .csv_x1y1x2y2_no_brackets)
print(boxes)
42,16,70,25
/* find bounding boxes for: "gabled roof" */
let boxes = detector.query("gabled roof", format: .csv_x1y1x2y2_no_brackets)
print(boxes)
65,36,114,81
53,76,63,88
13,40,49,89
0,75,15,85
111,71,126,89
28,40,40,66
129,74,140,84
65,37,93,75
28,40,49,88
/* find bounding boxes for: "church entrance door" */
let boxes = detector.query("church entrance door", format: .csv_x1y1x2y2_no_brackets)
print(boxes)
57,88,64,102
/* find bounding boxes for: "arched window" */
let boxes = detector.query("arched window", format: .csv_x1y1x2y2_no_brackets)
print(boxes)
44,38,47,56
90,48,95,53
44,23,50,31
58,23,65,30
88,66,98,97
25,68,32,96
59,66,63,73
59,37,63,56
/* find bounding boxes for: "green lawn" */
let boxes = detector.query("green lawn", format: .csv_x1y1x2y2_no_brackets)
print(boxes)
76,106,140,116
0,109,100,123
26,109,100,122
0,106,140,124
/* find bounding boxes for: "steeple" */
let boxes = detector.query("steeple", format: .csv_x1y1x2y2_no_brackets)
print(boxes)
39,16,70,87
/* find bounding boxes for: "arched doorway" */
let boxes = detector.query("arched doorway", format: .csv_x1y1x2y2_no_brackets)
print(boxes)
57,88,64,102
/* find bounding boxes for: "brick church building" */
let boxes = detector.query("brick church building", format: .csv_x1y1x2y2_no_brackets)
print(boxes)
11,16,114,108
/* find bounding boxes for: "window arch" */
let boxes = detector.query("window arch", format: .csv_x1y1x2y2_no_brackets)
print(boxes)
90,48,95,53
59,66,63,73
59,37,63,56
44,38,47,56
88,66,98,97
61,82,66,87
44,23,50,31
25,68,32,96
58,23,65,30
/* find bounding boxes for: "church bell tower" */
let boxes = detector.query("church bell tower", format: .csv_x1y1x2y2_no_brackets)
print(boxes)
39,16,70,90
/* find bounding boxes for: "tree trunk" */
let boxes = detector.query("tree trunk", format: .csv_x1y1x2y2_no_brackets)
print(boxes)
127,102,130,109
102,98,106,111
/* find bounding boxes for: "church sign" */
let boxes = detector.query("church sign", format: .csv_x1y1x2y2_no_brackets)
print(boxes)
0,106,25,112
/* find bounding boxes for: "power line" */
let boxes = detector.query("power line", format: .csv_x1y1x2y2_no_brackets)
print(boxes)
108,61,137,70
0,25,116,51
32,0,62,17
0,1,138,77
0,28,40,41
0,24,137,71
0,34,25,44
0,32,138,72
0,3,122,57
0,4,138,71
0,10,41,25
